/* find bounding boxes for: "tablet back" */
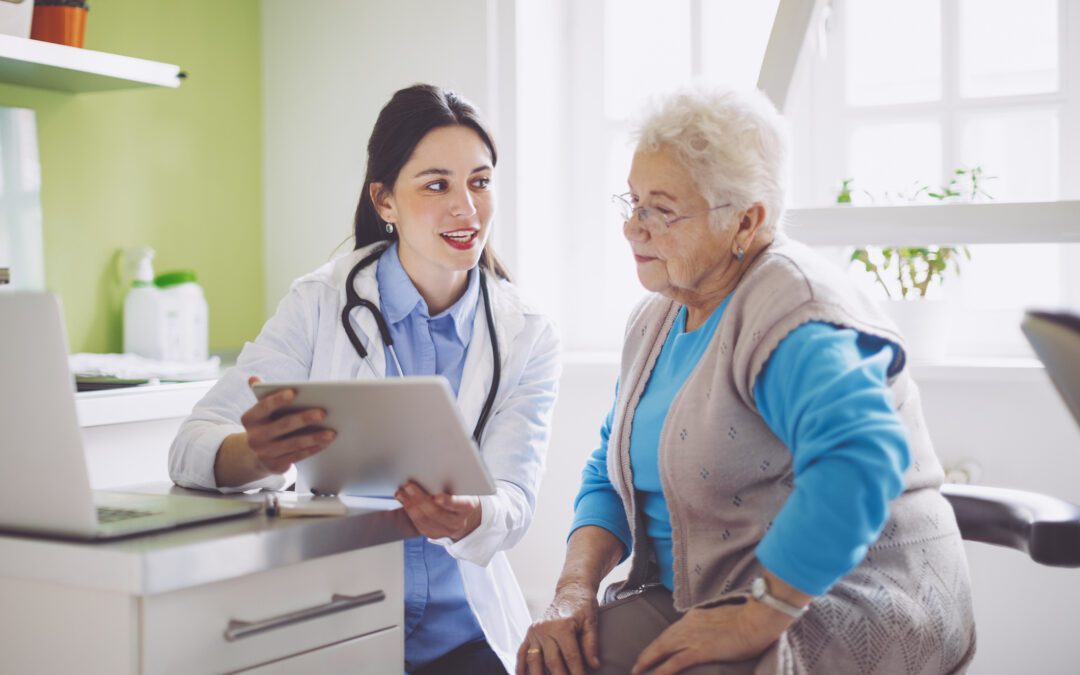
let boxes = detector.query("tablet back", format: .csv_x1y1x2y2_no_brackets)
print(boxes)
254,377,496,497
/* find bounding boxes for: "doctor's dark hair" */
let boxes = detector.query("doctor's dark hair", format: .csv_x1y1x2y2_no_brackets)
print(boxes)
353,83,511,281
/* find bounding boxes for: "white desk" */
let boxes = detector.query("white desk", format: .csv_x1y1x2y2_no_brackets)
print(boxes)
0,486,415,674
0,382,414,673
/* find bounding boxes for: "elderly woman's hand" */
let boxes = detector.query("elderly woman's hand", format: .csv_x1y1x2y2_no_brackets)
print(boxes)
631,600,796,675
517,580,601,675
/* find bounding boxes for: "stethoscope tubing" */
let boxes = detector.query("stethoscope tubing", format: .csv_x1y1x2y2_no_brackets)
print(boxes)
341,244,501,444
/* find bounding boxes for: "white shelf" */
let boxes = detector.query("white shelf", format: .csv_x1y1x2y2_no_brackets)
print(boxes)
786,200,1080,246
0,34,181,92
908,358,1047,383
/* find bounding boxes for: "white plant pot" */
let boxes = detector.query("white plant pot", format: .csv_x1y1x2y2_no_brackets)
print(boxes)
879,299,954,364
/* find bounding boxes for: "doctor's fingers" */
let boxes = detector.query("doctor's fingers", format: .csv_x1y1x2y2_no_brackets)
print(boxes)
400,498,465,534
432,493,480,514
253,429,336,463
400,483,477,516
256,442,327,475
241,387,296,425
255,408,329,444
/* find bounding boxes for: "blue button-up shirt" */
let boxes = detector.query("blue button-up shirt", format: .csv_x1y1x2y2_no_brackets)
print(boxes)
375,243,486,670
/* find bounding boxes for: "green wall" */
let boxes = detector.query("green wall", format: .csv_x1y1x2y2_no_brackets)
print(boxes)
0,0,264,354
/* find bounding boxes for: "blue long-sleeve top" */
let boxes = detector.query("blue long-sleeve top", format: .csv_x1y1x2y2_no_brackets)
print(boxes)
376,243,486,671
571,301,910,596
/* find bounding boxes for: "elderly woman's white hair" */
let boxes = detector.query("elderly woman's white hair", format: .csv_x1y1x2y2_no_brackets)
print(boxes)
633,85,790,235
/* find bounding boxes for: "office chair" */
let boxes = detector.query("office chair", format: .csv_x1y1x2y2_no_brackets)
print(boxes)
951,309,1080,567
941,483,1080,567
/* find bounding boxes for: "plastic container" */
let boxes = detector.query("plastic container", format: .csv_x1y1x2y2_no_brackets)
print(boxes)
31,2,87,48
0,0,35,39
123,248,168,360
154,269,209,363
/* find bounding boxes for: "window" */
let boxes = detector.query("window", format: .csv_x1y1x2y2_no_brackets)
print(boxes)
789,0,1080,358
514,0,780,351
511,0,1079,357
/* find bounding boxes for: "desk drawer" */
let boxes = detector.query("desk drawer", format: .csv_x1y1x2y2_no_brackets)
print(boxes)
235,625,402,674
142,542,403,675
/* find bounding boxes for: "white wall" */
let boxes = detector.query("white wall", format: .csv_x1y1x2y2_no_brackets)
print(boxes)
918,371,1080,675
260,0,510,312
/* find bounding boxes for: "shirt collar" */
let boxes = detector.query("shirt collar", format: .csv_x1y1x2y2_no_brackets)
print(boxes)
375,241,479,343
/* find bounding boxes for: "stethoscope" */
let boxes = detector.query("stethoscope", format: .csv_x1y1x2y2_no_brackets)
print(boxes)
341,244,501,444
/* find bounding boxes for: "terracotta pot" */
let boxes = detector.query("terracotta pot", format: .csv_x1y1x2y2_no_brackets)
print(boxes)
31,6,87,48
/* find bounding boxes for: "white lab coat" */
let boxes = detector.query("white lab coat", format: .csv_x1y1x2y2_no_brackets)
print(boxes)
169,243,561,672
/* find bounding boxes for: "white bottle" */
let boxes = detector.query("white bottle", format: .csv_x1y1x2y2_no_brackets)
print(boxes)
154,270,208,363
123,248,168,359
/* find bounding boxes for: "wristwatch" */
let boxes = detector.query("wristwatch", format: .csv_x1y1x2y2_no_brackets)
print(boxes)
750,576,807,619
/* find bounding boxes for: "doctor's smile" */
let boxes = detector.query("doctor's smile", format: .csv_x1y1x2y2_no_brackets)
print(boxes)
440,227,481,250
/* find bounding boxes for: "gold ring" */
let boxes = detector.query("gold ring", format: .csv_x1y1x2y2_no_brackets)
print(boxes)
527,647,542,655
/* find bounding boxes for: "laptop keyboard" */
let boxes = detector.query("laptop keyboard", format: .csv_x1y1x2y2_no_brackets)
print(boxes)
96,506,161,523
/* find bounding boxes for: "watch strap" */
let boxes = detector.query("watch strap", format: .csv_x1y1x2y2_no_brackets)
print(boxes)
752,576,807,619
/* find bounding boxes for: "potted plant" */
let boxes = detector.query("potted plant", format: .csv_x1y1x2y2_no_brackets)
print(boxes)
841,168,990,362
849,244,970,362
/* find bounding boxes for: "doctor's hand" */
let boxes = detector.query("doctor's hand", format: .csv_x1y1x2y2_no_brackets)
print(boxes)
394,481,482,541
227,376,336,477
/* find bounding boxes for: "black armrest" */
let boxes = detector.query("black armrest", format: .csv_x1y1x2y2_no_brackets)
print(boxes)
941,483,1080,567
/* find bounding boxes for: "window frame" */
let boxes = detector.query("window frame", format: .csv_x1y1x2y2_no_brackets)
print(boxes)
513,0,1080,356
785,0,1080,359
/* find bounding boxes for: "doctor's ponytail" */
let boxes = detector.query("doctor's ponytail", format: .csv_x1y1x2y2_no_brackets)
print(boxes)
353,84,512,281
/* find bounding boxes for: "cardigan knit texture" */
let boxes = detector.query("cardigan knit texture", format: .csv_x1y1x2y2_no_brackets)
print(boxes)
603,236,976,674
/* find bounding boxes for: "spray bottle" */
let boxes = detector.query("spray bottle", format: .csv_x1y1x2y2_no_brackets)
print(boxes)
123,247,167,359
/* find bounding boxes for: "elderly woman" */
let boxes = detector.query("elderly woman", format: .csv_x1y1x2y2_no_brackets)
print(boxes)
517,87,976,675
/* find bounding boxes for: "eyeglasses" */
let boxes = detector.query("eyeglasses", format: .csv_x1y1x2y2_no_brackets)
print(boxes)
611,193,732,233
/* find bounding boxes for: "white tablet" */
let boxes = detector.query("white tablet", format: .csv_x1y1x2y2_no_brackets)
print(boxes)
252,377,496,498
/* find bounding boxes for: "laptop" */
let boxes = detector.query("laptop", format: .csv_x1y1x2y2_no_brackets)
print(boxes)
0,291,259,540
1022,310,1080,429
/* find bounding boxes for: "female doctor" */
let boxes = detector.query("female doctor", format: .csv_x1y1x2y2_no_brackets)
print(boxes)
168,84,561,674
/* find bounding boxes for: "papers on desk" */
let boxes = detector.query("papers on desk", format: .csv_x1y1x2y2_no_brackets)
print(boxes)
69,352,220,382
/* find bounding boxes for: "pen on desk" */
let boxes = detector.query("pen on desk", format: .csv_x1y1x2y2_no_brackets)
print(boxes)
264,493,279,517
262,493,348,518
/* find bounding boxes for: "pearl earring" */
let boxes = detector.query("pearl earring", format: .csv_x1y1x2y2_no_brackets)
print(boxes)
735,247,745,262
385,222,395,235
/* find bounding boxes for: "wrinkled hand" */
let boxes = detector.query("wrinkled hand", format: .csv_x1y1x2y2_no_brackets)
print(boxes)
241,376,336,475
394,481,481,541
517,581,601,675
631,602,790,675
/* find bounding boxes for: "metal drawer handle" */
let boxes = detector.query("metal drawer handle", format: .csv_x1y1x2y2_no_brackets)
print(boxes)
223,590,386,642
